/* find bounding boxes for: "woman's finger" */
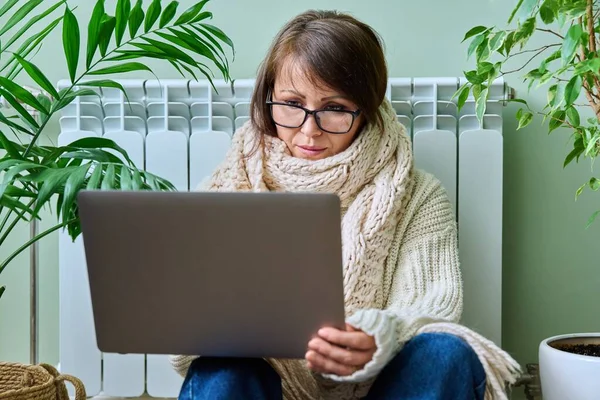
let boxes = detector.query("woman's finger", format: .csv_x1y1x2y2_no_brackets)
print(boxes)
318,327,375,351
305,350,356,376
308,337,372,367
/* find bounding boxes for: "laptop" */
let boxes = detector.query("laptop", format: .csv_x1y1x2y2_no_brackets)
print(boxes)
77,190,346,359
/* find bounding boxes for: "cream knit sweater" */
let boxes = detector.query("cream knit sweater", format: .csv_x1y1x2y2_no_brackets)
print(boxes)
170,100,521,399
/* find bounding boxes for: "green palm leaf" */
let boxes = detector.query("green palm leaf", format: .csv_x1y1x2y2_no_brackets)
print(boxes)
98,15,116,57
0,0,43,37
0,88,39,129
3,0,65,52
128,0,144,38
0,0,19,20
2,16,62,79
144,0,162,33
160,1,179,28
174,0,208,25
115,0,131,46
61,164,91,219
86,0,105,69
62,7,80,82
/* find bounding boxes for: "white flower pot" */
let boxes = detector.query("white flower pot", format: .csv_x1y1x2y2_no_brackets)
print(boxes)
539,333,600,400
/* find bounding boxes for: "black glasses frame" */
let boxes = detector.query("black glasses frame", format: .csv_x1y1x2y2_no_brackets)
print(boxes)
265,100,361,134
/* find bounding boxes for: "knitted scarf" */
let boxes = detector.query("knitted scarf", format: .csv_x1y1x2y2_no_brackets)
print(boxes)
204,99,414,315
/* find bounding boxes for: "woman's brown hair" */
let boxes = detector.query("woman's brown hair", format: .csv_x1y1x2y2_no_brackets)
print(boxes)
250,10,388,137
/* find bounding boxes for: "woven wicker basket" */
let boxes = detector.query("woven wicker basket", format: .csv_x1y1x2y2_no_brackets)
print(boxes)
0,362,85,400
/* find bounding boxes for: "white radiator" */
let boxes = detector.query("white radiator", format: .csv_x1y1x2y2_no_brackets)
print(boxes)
56,77,508,398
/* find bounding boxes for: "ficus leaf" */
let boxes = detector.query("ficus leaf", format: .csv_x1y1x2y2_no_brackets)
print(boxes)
475,37,490,61
585,133,600,156
476,88,488,122
457,85,470,111
517,0,538,21
464,70,486,84
517,111,534,130
562,24,583,65
586,210,600,228
489,31,506,53
566,106,581,127
564,145,583,167
564,75,582,106
549,109,566,132
565,5,587,20
539,1,556,24
462,26,488,42
514,17,536,48
467,34,486,59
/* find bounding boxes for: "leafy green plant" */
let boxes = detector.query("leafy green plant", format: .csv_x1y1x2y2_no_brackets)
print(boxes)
0,0,234,300
459,0,600,225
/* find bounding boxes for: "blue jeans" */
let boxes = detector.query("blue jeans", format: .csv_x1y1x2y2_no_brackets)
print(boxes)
178,333,487,399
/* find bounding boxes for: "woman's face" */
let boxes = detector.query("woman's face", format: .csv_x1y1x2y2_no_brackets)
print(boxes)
271,60,363,160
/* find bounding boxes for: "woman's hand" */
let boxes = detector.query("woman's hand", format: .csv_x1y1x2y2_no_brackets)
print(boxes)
306,323,377,376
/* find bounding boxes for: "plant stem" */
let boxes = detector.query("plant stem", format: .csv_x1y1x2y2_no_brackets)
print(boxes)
536,28,565,40
0,208,12,237
0,217,76,276
588,0,597,53
0,198,36,247
506,44,561,60
579,15,600,120
588,0,600,116
502,46,550,75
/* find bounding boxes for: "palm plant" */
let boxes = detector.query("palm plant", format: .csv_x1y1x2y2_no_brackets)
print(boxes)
458,0,599,225
0,0,234,300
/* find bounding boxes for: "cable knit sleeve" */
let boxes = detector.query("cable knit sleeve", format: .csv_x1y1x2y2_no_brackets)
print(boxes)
321,171,463,383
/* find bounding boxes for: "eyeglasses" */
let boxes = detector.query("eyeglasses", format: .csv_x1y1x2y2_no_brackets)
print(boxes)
266,98,361,134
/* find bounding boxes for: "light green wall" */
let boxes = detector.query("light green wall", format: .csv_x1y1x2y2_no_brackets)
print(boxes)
1,0,599,388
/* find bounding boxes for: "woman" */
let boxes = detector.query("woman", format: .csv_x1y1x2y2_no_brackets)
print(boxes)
170,10,520,400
